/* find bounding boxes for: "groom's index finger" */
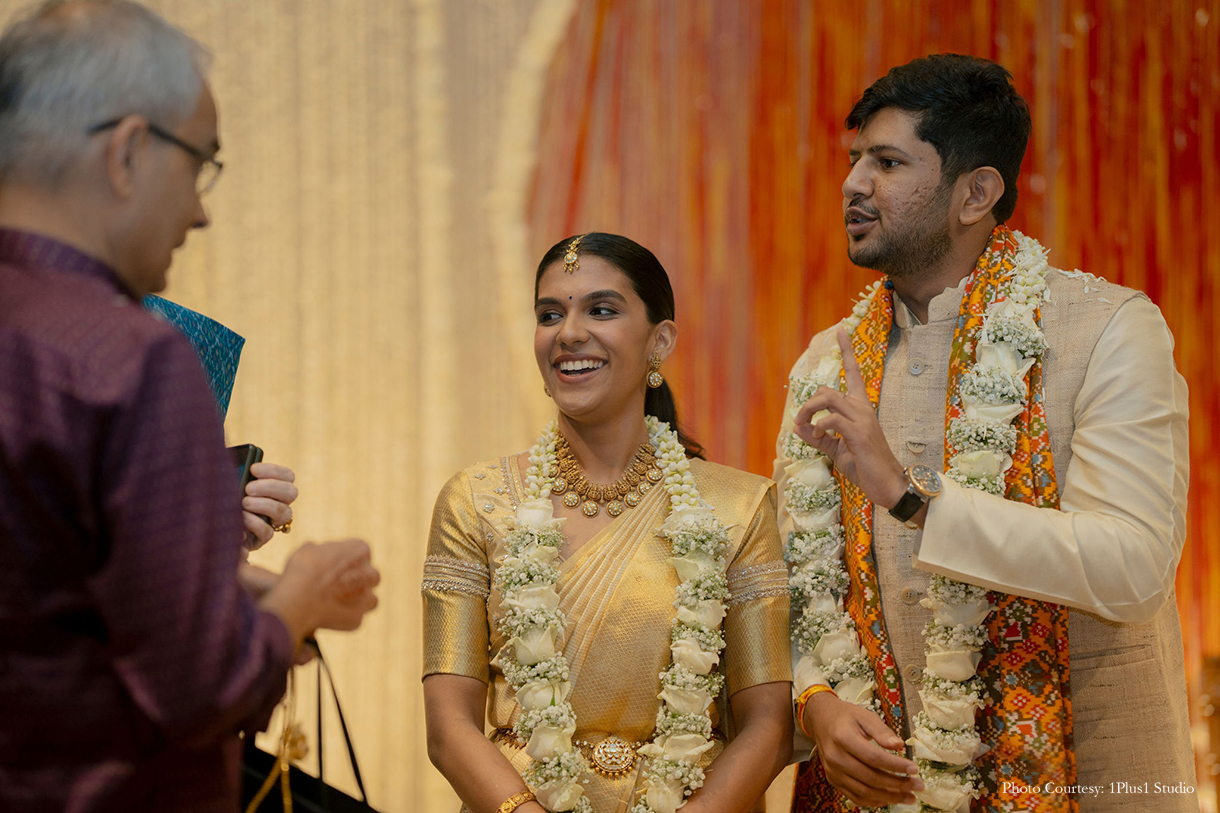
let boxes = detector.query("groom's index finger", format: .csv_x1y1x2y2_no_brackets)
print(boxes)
836,327,867,399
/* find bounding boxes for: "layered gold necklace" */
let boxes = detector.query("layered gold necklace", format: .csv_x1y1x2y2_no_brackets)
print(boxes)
552,434,663,517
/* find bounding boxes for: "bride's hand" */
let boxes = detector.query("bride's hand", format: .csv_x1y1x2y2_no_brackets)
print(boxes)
792,328,908,510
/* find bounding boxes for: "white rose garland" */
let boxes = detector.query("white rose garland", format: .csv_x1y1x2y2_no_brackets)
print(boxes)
498,416,731,813
784,232,1051,812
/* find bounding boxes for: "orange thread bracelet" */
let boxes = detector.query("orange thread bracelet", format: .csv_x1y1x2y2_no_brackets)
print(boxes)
795,684,837,738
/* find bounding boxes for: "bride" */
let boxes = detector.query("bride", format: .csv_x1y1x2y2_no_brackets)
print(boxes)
422,233,792,813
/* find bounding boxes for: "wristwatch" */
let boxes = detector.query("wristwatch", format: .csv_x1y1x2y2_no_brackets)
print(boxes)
888,464,942,527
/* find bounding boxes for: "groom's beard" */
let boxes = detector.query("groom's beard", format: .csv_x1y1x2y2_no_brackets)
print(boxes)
847,182,954,280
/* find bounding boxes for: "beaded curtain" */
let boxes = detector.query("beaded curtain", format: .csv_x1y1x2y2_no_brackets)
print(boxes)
528,0,1218,808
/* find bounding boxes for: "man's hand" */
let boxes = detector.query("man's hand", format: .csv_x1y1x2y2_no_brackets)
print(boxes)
243,462,298,550
793,328,908,511
259,539,380,645
804,691,922,807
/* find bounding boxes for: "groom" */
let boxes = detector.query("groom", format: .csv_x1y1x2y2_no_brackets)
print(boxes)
775,55,1195,811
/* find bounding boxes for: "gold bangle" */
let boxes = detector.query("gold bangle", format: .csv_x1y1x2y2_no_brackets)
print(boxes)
795,684,837,739
497,790,536,813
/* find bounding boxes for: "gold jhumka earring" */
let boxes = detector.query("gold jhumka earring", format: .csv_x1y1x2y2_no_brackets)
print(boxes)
647,353,664,388
563,235,584,273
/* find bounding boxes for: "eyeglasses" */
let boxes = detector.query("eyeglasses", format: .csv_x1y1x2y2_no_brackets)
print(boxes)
87,118,224,196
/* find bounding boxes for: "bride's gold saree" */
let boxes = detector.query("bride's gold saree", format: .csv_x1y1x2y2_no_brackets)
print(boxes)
423,456,790,812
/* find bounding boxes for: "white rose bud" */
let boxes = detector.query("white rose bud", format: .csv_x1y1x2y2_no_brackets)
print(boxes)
534,779,584,811
524,721,575,760
645,776,688,813
919,692,981,730
907,721,984,766
805,590,840,615
667,551,718,583
793,655,828,695
516,679,571,711
963,397,1024,423
676,600,726,630
920,595,992,627
670,638,720,675
502,584,560,612
662,502,715,531
512,625,558,666
657,732,715,764
833,676,875,705
514,497,556,529
785,457,835,489
791,504,839,532
977,340,1035,378
659,686,713,716
914,784,974,813
812,630,861,665
950,450,1012,479
519,544,560,566
925,650,983,682
815,354,843,381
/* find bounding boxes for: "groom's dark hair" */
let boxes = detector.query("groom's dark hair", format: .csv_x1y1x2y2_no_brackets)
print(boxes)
846,54,1031,223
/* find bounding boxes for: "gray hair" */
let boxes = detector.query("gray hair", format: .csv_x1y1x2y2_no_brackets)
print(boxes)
0,0,210,187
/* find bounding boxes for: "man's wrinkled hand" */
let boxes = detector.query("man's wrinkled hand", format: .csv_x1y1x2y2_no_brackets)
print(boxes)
804,691,922,807
243,462,298,550
277,539,380,634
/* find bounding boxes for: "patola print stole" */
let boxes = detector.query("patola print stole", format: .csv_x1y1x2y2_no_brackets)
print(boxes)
791,226,1076,813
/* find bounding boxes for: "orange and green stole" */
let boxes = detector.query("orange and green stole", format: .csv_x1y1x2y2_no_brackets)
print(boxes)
791,226,1077,813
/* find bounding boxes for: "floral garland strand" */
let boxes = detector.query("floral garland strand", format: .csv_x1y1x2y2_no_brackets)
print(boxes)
904,231,1051,812
784,231,1050,813
498,417,731,813
784,282,878,714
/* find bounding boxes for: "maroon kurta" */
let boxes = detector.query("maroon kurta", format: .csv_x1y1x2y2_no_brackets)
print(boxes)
0,229,294,812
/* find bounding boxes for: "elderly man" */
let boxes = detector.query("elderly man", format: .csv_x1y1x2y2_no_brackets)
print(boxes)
777,55,1194,812
0,2,379,811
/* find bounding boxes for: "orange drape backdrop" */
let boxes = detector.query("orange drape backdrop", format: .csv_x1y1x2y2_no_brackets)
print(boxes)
527,0,1218,797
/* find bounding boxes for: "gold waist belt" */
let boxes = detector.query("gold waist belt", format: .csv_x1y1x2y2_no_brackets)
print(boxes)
493,728,725,779
493,728,641,778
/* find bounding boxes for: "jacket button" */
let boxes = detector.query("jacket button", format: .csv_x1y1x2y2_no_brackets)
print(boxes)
900,586,923,605
908,359,924,375
906,440,926,455
903,665,923,684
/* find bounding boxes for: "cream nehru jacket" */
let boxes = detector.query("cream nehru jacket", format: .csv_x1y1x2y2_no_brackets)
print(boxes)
775,268,1197,811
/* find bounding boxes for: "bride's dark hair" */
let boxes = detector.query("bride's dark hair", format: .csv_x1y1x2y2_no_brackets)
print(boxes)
535,232,705,460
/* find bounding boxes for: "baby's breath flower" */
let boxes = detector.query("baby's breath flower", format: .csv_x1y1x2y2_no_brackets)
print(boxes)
945,468,1006,496
960,366,1025,405
501,654,569,688
661,663,725,697
783,526,844,566
923,620,988,652
926,574,990,606
947,418,1018,456
784,480,840,514
670,622,725,654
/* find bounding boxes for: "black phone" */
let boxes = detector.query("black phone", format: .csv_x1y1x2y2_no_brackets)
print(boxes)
229,443,264,493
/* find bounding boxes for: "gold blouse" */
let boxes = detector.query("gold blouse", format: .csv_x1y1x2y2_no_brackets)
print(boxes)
422,456,791,812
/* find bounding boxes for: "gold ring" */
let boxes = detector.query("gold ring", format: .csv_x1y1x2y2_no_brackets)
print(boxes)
273,518,292,534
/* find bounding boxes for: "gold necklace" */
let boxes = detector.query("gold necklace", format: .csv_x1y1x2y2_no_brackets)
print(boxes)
552,434,663,517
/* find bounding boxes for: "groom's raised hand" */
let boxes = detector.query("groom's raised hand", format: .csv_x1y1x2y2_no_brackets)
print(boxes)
793,328,912,516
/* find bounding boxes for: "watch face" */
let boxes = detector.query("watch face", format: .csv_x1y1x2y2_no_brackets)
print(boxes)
909,464,943,497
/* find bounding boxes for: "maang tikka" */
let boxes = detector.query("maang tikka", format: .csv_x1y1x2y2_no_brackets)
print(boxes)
563,235,584,273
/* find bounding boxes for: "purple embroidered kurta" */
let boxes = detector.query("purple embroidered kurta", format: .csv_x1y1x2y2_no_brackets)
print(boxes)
0,229,293,812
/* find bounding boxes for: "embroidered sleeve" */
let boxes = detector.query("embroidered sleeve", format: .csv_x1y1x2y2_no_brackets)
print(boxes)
727,561,790,607
723,484,793,695
422,555,490,598
422,469,492,683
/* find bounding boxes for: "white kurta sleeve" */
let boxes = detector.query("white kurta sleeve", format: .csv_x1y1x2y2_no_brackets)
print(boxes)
913,297,1189,624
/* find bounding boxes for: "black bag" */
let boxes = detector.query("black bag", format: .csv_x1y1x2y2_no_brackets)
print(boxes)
242,643,377,813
